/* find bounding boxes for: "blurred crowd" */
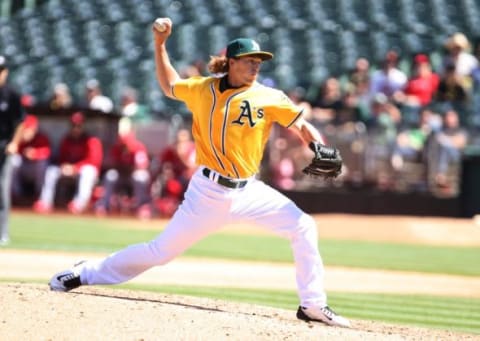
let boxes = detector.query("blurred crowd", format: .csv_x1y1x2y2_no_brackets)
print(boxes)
267,32,480,198
44,77,151,122
12,111,196,219
7,32,480,219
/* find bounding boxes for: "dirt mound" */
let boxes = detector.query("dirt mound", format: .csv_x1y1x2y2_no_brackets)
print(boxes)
1,283,476,341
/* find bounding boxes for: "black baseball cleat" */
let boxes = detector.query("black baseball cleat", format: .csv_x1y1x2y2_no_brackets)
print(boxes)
297,305,351,328
49,261,85,292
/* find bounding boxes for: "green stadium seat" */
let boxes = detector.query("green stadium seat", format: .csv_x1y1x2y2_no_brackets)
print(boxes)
71,1,96,22
42,0,71,21
2,0,478,119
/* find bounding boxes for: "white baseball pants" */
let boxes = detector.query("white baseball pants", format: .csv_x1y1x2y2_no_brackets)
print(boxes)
79,166,327,307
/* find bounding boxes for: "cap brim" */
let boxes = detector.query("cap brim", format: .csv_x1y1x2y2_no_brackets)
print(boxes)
235,51,274,61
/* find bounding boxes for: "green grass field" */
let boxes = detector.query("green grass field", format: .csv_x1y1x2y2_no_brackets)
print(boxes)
7,213,480,276
3,212,480,334
118,284,480,335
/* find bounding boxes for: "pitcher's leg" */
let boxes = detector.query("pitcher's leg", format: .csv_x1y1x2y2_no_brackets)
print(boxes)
234,180,326,307
266,210,326,307
81,216,219,284
79,173,229,285
290,213,326,307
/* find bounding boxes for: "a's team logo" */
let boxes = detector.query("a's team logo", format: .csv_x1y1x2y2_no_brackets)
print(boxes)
251,41,260,51
231,100,264,127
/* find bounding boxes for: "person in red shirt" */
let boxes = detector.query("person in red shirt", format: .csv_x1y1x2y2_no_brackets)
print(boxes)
158,128,196,183
393,54,440,126
94,120,151,218
402,54,440,107
11,115,51,202
33,112,103,213
151,128,196,217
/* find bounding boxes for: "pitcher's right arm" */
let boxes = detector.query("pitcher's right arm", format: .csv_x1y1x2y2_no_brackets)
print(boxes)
152,18,180,99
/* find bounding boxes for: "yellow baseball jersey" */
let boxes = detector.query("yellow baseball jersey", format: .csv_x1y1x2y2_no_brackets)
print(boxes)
172,76,303,178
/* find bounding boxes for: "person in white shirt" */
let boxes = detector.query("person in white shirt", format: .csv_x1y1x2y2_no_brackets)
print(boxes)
85,79,114,113
442,32,479,90
369,50,407,100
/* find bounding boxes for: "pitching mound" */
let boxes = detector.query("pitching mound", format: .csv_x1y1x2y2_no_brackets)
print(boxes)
1,283,476,340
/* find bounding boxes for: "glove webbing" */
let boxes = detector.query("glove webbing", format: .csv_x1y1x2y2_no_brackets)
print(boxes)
310,142,336,158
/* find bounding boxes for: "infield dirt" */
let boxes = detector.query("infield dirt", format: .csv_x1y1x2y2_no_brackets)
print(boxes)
1,283,478,341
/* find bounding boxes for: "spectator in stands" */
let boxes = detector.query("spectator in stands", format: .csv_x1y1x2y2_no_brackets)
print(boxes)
322,89,366,187
349,57,370,93
11,115,51,202
119,86,149,121
33,112,103,214
311,77,343,126
363,94,402,189
435,61,468,105
390,108,442,192
442,32,479,91
347,57,371,121
85,79,114,113
157,128,196,185
429,109,468,192
393,54,440,126
150,162,184,218
365,93,402,133
369,50,407,100
94,118,151,218
391,108,439,172
48,82,73,110
397,54,440,107
334,89,362,125
151,128,196,217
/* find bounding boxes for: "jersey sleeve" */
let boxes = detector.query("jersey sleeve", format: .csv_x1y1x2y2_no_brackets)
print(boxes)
268,90,304,128
171,76,207,103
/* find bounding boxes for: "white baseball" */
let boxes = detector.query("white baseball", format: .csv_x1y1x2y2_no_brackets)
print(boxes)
154,18,167,32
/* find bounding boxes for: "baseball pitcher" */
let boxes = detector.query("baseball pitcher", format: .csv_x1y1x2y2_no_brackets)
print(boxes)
49,18,350,328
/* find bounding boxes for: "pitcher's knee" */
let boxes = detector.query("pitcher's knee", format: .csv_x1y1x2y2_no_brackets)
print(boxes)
297,214,318,239
147,238,179,265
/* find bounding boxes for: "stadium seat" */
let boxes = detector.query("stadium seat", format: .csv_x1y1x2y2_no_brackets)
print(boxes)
1,0,477,119
462,0,480,36
131,1,155,24
71,1,96,22
41,0,69,21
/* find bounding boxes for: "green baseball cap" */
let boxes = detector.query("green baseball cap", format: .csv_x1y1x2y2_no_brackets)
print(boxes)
226,38,274,61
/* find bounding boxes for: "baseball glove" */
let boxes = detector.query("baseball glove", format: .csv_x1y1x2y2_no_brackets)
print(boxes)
302,141,342,179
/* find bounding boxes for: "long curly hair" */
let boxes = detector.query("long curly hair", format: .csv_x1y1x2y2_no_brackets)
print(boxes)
208,55,229,74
